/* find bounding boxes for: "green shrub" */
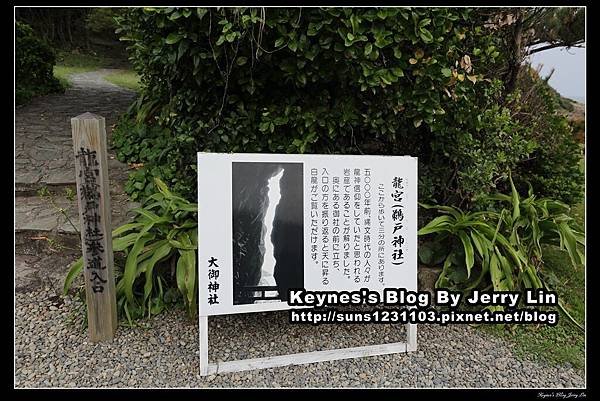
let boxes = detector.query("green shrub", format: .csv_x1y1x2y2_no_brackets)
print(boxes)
112,7,583,213
114,7,546,205
16,21,63,105
64,178,198,324
519,115,583,205
508,66,584,205
418,174,584,326
112,115,175,201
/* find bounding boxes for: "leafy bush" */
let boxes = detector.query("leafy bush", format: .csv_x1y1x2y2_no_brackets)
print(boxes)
418,174,584,324
508,66,584,205
114,7,554,205
64,178,198,324
16,21,63,105
85,8,123,37
112,116,174,201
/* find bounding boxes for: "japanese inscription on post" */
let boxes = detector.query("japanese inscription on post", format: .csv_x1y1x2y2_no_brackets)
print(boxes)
77,147,107,293
71,113,117,342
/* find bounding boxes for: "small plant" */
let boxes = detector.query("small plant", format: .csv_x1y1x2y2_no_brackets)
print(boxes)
65,187,76,201
64,178,198,325
46,237,67,252
37,186,80,235
418,174,584,327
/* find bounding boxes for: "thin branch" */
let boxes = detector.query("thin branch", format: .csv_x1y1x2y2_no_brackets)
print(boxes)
207,10,225,78
217,35,241,118
351,125,364,155
527,40,585,55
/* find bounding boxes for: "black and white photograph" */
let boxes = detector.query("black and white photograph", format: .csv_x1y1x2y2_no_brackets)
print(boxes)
231,162,304,305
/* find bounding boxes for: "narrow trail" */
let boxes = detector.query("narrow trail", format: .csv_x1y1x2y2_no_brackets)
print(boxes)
15,70,138,291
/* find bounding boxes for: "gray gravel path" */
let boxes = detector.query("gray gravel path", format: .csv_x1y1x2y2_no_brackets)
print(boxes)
14,286,585,388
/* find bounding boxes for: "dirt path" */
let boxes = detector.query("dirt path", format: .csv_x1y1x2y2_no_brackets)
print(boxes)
15,70,138,291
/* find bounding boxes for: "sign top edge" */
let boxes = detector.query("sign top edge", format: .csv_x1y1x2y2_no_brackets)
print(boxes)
197,152,418,159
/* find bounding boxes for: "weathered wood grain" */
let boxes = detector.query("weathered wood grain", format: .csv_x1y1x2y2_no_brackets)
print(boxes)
71,113,117,342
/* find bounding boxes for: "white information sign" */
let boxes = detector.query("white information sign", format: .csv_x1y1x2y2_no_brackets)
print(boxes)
198,153,418,317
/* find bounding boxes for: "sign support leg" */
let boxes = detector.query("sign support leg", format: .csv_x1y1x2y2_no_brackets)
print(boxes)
198,316,417,376
199,315,209,376
407,323,417,352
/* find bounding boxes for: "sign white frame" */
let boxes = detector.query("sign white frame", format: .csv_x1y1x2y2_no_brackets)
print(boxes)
197,152,418,375
199,315,416,376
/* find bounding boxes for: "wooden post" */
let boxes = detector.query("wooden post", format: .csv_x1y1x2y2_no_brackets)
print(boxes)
71,112,117,342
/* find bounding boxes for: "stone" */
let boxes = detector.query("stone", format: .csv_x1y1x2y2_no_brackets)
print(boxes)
418,265,442,300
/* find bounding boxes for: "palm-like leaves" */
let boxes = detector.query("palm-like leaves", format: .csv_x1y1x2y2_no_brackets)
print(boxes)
64,178,198,324
419,174,584,297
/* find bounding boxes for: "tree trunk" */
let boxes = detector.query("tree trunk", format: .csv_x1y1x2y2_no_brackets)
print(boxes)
504,10,524,94
66,12,73,46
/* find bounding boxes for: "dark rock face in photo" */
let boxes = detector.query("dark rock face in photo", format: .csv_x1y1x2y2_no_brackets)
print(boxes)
232,163,280,304
272,164,304,301
232,162,304,305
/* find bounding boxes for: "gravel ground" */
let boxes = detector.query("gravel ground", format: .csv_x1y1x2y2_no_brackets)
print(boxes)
14,286,585,388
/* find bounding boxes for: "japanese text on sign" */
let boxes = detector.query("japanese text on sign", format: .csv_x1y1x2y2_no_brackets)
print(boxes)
77,147,107,294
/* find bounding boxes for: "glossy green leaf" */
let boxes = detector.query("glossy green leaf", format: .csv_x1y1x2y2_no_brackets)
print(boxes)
63,258,83,295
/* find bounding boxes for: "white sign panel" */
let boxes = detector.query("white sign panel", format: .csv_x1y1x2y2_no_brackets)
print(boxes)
198,153,417,316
